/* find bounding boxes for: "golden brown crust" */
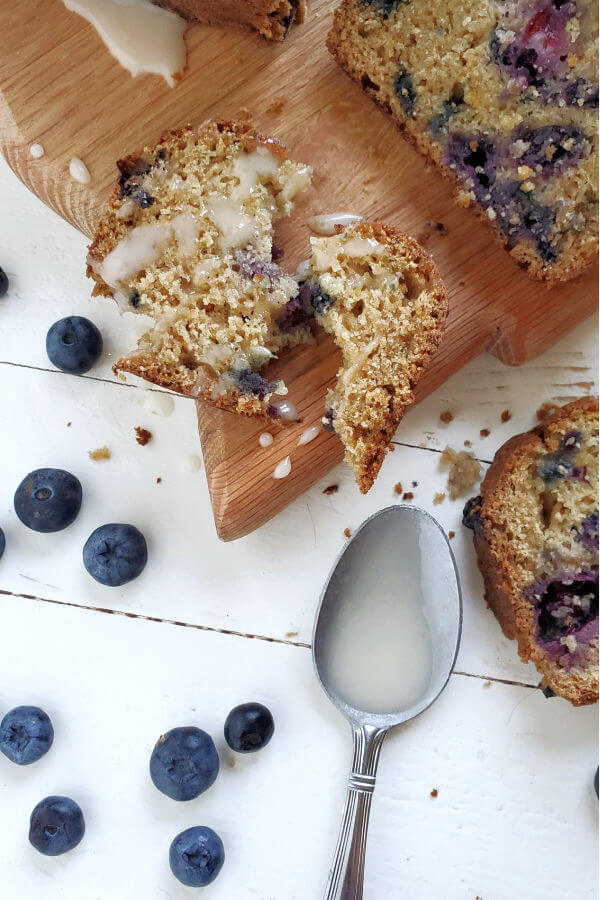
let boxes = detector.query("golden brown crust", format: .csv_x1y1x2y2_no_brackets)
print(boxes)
326,1,599,284
470,398,599,705
355,223,447,492
314,221,448,492
114,352,276,420
150,0,301,40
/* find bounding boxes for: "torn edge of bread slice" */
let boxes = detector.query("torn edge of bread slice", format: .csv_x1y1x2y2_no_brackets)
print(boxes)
280,222,448,491
87,120,312,422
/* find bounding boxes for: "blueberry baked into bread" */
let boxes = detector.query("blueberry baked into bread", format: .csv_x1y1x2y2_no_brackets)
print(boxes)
328,0,599,281
87,120,312,421
464,398,598,705
280,222,448,491
150,0,305,40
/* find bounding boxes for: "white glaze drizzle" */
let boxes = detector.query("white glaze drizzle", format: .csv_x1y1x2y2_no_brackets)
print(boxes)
307,212,363,236
273,456,291,479
143,392,175,417
97,214,198,290
271,399,299,422
297,425,320,446
61,0,187,88
29,143,45,159
259,432,274,448
180,453,202,473
69,157,91,184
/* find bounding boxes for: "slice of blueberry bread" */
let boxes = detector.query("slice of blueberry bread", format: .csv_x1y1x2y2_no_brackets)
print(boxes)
464,398,598,705
87,120,312,422
280,222,447,491
327,0,598,281
150,0,305,40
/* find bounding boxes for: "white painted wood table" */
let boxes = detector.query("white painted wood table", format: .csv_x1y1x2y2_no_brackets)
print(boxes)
0,158,598,899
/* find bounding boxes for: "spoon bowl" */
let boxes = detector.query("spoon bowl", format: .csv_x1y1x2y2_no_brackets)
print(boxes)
313,505,462,899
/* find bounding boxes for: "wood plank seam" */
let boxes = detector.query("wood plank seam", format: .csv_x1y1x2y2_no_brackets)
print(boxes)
0,587,543,689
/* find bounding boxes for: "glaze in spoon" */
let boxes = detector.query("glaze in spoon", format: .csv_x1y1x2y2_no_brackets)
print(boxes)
313,505,462,899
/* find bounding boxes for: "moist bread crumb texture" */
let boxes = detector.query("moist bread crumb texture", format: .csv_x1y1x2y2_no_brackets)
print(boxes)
464,398,599,705
291,222,448,492
150,0,305,41
327,0,599,282
87,121,312,422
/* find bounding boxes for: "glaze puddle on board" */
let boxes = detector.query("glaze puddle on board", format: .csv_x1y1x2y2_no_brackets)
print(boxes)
319,514,434,714
62,0,187,87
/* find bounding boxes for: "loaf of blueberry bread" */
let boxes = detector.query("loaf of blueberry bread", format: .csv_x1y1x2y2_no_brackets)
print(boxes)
279,222,448,491
328,0,598,281
150,0,305,40
87,120,312,422
463,398,598,705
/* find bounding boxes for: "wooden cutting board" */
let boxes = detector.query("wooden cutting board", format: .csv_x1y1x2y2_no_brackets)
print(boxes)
1,0,597,540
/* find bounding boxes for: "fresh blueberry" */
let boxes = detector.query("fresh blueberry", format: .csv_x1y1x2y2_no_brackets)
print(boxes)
0,706,53,765
83,523,147,586
14,468,82,533
224,702,274,754
29,796,85,856
0,266,8,297
169,826,225,887
150,727,219,801
46,316,103,375
0,527,4,559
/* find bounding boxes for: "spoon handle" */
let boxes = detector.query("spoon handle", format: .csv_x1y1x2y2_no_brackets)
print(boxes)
324,724,388,900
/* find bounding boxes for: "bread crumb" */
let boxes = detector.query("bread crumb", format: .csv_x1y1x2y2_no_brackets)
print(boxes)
412,480,418,488
135,426,152,446
394,482,403,495
440,446,481,499
89,446,111,461
448,530,455,539
402,492,414,501
418,221,447,244
156,477,162,483
66,422,72,427
479,428,490,438
440,411,454,423
267,97,285,114
501,409,512,423
344,527,352,538
536,402,561,422
433,492,446,505
323,484,339,495
483,680,492,688
430,788,438,798
285,631,298,638
464,440,472,448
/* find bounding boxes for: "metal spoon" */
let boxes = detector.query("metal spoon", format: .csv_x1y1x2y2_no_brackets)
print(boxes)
313,505,462,900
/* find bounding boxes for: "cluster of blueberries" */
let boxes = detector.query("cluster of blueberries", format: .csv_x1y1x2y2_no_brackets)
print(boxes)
0,701,274,887
0,275,145,585
3,467,148,587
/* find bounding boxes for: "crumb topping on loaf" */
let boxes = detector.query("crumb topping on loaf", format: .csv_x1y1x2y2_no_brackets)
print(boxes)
87,121,312,419
328,0,599,281
280,222,448,491
464,397,599,705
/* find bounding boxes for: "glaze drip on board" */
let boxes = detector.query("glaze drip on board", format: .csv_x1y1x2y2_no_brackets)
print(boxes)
62,0,187,87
